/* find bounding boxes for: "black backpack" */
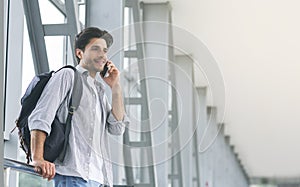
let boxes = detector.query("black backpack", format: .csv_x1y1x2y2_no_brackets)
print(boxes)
14,65,82,163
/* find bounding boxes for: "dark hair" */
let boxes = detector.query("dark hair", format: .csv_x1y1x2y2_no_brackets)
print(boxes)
74,27,113,63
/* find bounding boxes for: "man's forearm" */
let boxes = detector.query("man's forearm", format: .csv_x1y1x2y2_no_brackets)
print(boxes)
111,83,125,121
30,130,56,180
31,130,47,160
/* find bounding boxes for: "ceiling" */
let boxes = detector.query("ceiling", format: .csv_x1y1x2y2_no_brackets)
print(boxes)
169,0,300,179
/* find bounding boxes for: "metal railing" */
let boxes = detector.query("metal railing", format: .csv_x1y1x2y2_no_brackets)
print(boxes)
4,158,39,176
4,158,134,187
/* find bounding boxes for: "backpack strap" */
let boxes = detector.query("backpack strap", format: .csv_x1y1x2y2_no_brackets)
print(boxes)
57,65,83,162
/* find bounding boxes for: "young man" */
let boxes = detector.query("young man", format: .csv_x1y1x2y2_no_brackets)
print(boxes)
29,27,129,187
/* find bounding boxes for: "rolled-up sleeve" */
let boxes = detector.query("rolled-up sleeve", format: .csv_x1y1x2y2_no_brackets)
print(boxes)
106,112,130,135
28,69,74,135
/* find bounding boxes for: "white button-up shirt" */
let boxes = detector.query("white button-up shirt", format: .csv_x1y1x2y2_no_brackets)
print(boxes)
29,65,129,186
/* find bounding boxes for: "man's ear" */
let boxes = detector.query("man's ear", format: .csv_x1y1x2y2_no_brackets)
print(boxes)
76,49,83,60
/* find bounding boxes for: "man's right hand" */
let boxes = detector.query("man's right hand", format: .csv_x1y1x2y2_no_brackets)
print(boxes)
32,159,56,181
30,130,56,181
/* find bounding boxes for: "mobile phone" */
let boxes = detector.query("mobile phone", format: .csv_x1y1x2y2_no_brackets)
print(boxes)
100,61,109,77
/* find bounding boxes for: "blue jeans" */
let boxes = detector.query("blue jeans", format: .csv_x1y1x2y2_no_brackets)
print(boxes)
54,174,108,187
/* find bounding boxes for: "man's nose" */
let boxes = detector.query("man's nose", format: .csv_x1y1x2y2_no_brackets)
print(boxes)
98,51,107,59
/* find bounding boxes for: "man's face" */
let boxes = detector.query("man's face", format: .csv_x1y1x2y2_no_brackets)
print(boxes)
78,38,108,76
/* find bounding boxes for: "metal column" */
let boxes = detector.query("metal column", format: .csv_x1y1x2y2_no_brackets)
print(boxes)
142,2,171,187
195,87,208,187
204,106,218,187
191,87,201,187
173,54,198,187
3,0,24,142
123,0,155,186
169,64,183,187
168,15,183,187
3,0,24,186
23,0,80,74
0,0,5,186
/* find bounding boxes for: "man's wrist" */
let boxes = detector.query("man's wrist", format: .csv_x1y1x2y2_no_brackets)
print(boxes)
111,83,122,93
32,155,44,161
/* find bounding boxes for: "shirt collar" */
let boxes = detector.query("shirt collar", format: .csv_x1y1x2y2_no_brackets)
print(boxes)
76,65,106,90
76,65,89,76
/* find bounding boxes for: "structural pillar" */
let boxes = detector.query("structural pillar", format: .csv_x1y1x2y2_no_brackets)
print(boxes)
143,2,171,187
0,0,6,185
3,0,24,186
174,54,195,187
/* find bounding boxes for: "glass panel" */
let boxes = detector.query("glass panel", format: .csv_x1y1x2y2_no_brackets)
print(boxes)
124,7,137,51
122,58,141,98
78,3,86,26
66,36,75,65
131,149,150,183
124,7,130,26
22,17,35,94
4,169,53,187
45,36,65,70
38,0,65,24
19,172,54,187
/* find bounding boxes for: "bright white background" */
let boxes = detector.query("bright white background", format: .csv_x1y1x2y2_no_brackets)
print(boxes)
171,0,300,179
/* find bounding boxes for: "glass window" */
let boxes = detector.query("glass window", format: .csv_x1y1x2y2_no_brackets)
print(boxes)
45,36,65,70
78,2,86,26
19,172,53,187
22,17,35,95
38,0,65,24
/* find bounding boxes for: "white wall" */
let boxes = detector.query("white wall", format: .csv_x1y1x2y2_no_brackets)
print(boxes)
171,0,300,178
